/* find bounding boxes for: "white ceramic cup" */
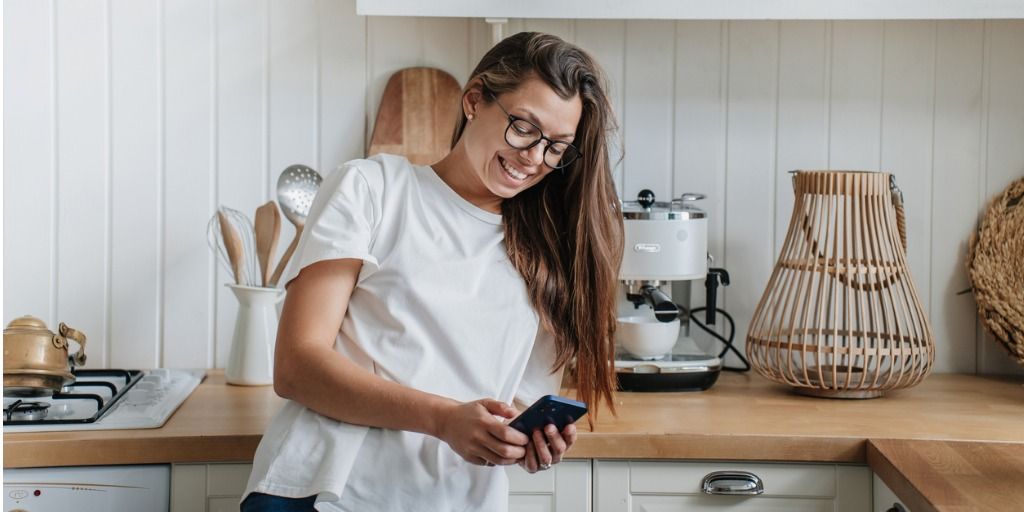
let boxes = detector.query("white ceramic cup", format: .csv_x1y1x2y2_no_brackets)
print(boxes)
617,315,680,360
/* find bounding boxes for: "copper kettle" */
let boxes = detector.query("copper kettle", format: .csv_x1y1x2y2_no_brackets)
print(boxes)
3,315,87,397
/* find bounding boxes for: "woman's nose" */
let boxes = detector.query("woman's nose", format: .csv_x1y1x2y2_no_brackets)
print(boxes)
520,142,545,167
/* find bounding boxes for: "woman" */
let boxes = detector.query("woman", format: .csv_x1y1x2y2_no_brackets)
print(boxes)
241,32,622,511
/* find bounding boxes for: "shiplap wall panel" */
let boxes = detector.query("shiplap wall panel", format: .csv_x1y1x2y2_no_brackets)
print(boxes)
673,20,726,352
829,21,884,170
880,21,936,324
163,0,215,369
269,0,318,292
574,20,626,195
931,21,984,373
422,17,471,86
775,21,829,254
215,0,268,368
318,0,367,173
521,19,574,43
5,8,1023,376
979,21,1024,375
4,0,55,325
269,0,318,197
56,0,110,367
467,18,493,76
622,20,675,201
110,0,162,368
723,21,780,366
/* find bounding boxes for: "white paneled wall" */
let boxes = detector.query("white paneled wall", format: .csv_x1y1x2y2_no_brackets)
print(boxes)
4,1,1023,376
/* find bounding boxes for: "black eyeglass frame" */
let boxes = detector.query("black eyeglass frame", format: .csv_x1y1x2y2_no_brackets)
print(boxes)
487,94,581,170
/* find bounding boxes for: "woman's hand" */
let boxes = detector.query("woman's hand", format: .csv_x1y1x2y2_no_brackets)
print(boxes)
436,399,530,466
518,423,577,473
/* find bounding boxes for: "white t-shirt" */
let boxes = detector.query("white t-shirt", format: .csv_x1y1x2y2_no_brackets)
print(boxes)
243,154,564,512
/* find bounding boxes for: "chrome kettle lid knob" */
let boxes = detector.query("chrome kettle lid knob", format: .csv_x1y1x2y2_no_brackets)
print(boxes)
637,189,656,209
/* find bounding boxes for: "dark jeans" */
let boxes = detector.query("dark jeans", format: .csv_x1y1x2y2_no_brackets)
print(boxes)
240,492,318,512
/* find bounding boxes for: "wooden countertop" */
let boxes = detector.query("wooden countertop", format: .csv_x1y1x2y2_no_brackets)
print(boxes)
6,370,1024,511
868,439,1024,512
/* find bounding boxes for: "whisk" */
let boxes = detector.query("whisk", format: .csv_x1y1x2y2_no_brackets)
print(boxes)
207,206,260,286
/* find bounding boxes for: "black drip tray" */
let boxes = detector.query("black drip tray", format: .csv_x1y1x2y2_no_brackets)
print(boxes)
616,369,720,392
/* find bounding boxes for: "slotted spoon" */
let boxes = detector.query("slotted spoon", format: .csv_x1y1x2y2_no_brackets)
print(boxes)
269,164,323,286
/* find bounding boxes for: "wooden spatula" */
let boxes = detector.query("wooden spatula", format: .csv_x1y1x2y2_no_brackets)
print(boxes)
218,210,245,285
367,67,462,165
254,201,281,287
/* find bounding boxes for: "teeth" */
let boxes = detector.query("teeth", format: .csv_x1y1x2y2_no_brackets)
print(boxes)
501,158,527,180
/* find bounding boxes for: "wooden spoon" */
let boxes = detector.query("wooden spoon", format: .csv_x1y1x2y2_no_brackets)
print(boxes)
218,210,246,285
254,201,281,287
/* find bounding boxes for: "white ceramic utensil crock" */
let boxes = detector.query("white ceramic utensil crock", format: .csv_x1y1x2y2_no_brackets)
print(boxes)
226,284,286,386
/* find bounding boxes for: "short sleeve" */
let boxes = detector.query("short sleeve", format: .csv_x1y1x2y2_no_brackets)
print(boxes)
278,160,383,289
514,327,565,409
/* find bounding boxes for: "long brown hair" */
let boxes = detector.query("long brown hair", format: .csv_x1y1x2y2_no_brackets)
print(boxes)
451,32,623,424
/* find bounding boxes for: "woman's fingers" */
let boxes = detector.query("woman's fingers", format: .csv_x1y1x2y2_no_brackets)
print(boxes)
522,439,539,473
532,428,553,468
545,425,568,464
562,423,578,447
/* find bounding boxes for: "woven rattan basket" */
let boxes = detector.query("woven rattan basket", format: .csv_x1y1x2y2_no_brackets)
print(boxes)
966,177,1024,367
746,171,935,398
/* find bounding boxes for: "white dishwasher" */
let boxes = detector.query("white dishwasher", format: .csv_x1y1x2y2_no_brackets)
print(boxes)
4,465,170,511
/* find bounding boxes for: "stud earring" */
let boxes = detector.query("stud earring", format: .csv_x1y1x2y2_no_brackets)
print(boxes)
467,114,474,121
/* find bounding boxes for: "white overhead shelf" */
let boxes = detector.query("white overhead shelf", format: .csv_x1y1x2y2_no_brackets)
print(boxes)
356,0,1024,20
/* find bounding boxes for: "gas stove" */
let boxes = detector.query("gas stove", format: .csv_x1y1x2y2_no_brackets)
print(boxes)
2,368,204,432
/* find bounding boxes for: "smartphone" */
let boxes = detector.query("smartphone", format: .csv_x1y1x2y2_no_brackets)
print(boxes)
509,395,588,436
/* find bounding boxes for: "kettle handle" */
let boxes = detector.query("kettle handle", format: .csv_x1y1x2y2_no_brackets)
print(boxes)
59,322,88,367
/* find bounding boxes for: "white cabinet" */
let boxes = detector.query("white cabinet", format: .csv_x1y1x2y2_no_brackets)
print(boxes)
507,460,591,512
594,460,872,512
171,460,872,511
170,461,590,512
170,463,251,512
355,0,1024,20
873,474,910,512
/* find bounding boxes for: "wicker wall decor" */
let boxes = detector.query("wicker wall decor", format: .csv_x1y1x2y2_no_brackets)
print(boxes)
747,171,934,398
966,177,1024,367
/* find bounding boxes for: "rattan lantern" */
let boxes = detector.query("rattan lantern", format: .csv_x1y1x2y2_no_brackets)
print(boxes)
746,171,934,398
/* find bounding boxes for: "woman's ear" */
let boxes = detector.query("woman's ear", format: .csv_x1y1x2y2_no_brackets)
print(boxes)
462,78,486,120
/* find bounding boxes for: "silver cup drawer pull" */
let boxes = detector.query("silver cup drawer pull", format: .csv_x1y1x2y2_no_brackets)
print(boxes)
700,471,765,495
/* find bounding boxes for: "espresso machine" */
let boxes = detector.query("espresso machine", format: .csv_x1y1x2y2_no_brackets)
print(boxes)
615,189,728,392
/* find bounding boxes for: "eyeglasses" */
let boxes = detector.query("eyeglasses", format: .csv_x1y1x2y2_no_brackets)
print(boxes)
490,96,581,170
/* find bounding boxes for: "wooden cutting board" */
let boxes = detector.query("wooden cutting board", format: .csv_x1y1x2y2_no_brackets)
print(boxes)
367,67,462,165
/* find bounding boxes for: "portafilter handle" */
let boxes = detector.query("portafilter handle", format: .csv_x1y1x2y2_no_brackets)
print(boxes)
641,285,680,323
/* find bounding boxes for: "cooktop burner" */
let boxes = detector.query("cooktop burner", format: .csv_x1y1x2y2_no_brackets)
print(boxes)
2,368,204,432
3,400,50,422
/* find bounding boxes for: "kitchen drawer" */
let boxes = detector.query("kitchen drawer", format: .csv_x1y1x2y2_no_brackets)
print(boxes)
595,460,871,512
632,495,835,511
506,461,556,492
174,460,591,512
510,493,556,512
630,461,835,497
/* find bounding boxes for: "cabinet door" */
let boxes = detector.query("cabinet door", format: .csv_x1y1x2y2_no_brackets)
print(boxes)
507,459,591,512
170,463,252,512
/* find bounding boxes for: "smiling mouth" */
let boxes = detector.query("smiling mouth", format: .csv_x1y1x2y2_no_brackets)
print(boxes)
499,156,529,181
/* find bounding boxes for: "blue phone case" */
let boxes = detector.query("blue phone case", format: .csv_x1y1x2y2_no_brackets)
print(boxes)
509,395,588,435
